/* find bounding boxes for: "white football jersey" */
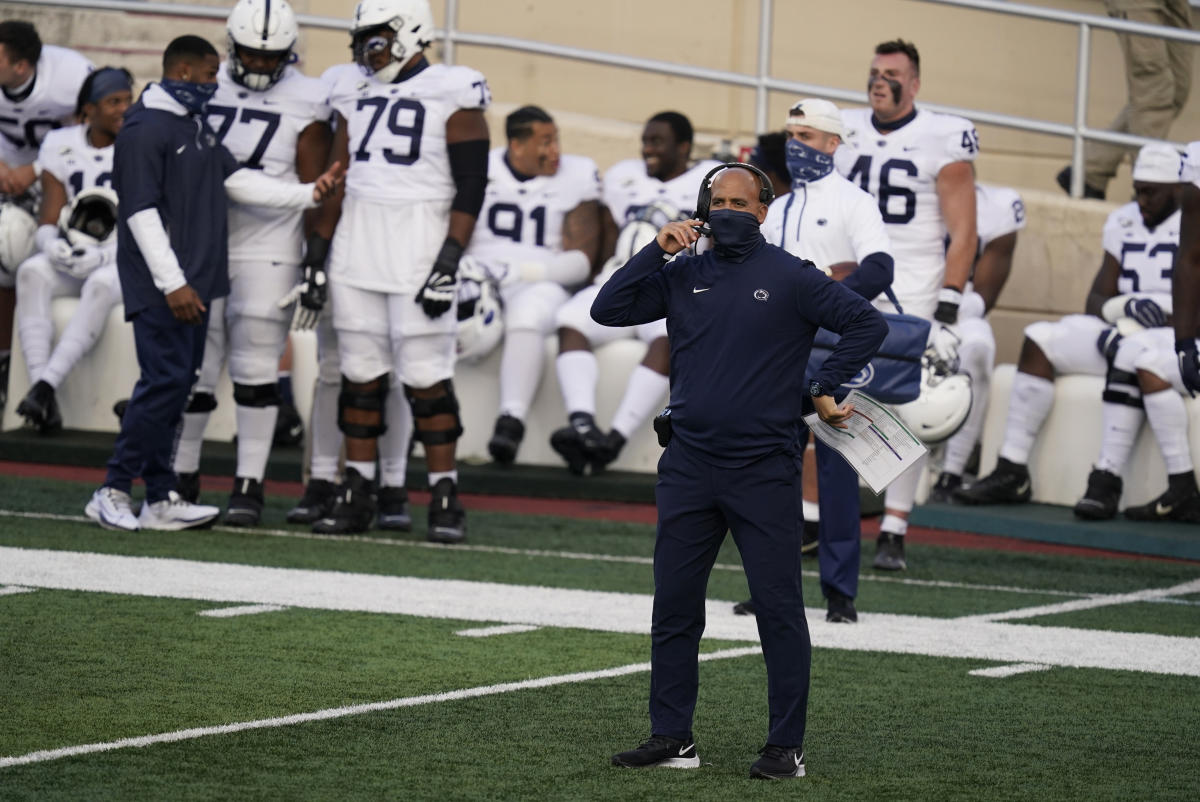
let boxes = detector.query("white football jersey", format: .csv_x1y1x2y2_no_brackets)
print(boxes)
1101,202,1179,299
761,170,890,274
208,63,330,263
37,123,112,201
467,148,600,277
328,61,490,204
0,45,93,167
1180,141,1200,187
975,183,1025,251
602,158,720,225
835,107,978,306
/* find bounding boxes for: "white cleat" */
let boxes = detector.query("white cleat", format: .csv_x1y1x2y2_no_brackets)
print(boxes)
137,490,220,531
86,487,140,531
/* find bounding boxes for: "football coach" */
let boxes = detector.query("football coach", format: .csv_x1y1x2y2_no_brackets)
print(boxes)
593,163,886,779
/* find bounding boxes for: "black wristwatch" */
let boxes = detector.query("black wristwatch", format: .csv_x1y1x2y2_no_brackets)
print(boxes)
809,379,826,398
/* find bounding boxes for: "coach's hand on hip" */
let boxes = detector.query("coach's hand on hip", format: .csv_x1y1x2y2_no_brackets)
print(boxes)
813,394,854,429
657,219,703,254
166,285,206,325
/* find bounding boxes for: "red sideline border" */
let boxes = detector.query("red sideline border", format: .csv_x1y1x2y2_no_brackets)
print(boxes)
2,460,1191,564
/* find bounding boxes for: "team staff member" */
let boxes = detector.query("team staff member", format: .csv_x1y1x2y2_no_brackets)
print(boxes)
596,166,886,779
86,35,342,532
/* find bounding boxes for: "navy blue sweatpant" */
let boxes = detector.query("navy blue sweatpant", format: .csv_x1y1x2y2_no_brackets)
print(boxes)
815,438,861,600
650,439,811,748
104,304,208,503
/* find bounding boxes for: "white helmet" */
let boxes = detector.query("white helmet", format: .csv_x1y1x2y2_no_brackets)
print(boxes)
227,0,300,90
456,256,504,363
594,219,660,286
0,202,38,279
351,0,434,84
894,354,973,444
59,186,119,249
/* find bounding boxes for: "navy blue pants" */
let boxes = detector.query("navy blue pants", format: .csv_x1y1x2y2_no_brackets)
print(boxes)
104,304,208,503
650,439,810,748
815,438,861,600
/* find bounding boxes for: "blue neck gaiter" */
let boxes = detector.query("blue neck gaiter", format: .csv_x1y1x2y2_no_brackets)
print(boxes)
785,137,835,187
709,209,764,262
160,79,217,115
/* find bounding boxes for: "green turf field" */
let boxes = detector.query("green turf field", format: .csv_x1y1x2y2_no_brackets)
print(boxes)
2,473,1198,800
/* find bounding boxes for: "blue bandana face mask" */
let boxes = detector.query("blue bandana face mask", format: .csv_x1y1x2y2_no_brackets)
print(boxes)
708,209,764,262
160,79,217,115
785,137,835,186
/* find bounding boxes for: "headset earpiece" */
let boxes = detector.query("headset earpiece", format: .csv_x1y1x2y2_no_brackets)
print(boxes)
694,161,776,222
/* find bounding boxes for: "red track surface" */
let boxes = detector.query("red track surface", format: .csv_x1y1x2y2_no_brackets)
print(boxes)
2,460,1188,563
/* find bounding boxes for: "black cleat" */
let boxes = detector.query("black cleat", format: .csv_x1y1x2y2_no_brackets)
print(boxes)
800,519,819,556
953,457,1032,505
550,413,608,475
929,471,962,504
826,591,857,623
377,486,413,532
312,468,376,534
749,744,805,779
1073,468,1122,521
224,476,264,527
16,380,63,434
427,477,466,544
487,414,525,466
732,599,756,615
273,400,304,448
1123,475,1200,523
591,429,626,472
873,531,906,571
286,478,337,524
611,734,699,769
176,471,201,504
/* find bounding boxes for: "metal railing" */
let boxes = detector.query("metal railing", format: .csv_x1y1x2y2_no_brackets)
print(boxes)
16,0,1200,196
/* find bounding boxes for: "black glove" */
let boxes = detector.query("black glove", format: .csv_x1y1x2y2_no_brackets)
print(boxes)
416,238,463,319
278,233,330,330
1178,337,1200,397
1123,297,1167,329
933,286,961,325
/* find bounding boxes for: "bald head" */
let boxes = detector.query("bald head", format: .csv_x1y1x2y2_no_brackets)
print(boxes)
709,167,769,223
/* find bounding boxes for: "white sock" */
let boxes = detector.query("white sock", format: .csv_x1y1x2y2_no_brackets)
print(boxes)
1143,390,1193,475
802,498,820,523
309,380,342,483
556,350,598,416
235,405,278,482
428,470,458,487
998,372,1054,465
379,385,413,488
880,513,908,537
172,411,211,474
498,329,545,420
1094,401,1145,475
346,460,376,481
610,365,670,438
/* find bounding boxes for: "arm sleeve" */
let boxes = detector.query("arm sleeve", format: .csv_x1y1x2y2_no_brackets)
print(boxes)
448,138,489,217
801,271,889,389
127,207,187,295
591,240,671,326
223,167,316,209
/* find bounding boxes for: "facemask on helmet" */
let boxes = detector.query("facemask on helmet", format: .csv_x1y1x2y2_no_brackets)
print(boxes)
58,187,119,249
227,0,300,90
456,256,504,363
351,0,434,84
893,352,973,444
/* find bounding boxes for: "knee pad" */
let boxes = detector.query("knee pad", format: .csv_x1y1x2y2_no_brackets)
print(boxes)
186,391,218,414
233,382,281,408
405,379,464,446
338,374,389,438
1102,366,1144,408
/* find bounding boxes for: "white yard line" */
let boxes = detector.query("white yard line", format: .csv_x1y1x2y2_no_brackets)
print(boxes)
197,604,287,618
2,547,1199,678
0,645,763,769
455,624,541,637
968,663,1052,678
0,584,35,596
957,578,1200,622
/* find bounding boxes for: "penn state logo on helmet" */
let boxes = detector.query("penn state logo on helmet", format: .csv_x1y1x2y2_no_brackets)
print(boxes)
893,351,972,444
226,0,300,90
351,0,435,84
455,255,504,363
59,187,119,249
0,201,37,279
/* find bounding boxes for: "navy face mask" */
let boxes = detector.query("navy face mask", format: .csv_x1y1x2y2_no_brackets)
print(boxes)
785,137,834,187
708,209,764,262
160,79,217,115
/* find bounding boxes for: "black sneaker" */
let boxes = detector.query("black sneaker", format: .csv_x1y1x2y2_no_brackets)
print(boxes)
1056,166,1106,200
16,380,63,434
610,734,699,769
800,520,819,556
591,430,626,472
273,400,304,448
550,413,608,475
929,471,962,504
732,599,756,615
377,486,413,532
953,458,1032,505
427,477,466,544
287,478,337,524
224,476,264,527
176,471,201,504
826,591,857,623
487,414,525,466
1072,468,1122,521
312,468,376,534
1123,476,1200,523
872,532,906,571
749,744,805,779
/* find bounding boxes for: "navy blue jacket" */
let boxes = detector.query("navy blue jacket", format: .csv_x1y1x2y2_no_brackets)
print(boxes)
113,93,238,319
591,238,887,467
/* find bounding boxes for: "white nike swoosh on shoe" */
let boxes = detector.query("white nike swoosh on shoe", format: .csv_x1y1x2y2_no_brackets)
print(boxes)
1156,502,1173,516
1016,480,1030,495
692,287,711,294
679,745,692,756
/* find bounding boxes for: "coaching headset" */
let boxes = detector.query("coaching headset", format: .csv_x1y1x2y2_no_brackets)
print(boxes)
693,161,776,234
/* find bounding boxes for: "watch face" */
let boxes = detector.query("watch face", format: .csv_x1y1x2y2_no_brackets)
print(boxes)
809,380,822,397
